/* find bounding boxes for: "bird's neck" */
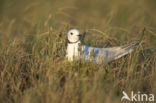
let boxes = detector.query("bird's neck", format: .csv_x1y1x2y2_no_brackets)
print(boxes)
66,41,81,61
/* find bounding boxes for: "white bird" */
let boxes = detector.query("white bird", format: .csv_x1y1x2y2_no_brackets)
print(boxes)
66,29,139,64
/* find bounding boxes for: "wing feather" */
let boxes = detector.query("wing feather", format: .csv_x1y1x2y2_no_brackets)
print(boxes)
81,42,139,63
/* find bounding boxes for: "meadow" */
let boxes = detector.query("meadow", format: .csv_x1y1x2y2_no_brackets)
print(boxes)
0,0,156,103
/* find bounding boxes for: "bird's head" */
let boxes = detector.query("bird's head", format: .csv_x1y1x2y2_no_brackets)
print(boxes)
67,29,81,43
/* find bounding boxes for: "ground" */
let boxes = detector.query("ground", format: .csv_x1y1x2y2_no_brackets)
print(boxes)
0,0,155,103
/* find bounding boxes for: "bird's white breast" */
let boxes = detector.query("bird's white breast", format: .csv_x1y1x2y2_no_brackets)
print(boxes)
66,41,80,61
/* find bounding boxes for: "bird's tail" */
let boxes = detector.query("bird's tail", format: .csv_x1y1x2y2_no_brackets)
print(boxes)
114,42,139,60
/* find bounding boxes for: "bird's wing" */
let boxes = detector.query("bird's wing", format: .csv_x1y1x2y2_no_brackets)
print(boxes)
112,41,139,60
81,42,139,63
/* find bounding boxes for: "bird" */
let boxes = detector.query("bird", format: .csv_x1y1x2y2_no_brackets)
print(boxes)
66,29,139,64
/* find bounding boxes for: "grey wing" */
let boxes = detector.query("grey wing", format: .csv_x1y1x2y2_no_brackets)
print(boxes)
81,42,139,63
112,42,139,60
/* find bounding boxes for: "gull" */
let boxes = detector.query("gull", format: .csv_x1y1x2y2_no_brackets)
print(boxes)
66,29,139,64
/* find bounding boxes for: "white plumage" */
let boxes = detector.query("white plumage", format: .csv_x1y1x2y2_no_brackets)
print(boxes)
66,29,139,64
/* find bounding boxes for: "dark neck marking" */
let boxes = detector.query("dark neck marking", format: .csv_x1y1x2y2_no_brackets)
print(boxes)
67,39,80,44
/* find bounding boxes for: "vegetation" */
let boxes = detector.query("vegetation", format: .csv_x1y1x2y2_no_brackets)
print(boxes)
0,0,155,103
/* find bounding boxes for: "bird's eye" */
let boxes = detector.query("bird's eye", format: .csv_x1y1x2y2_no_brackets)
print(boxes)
70,32,73,35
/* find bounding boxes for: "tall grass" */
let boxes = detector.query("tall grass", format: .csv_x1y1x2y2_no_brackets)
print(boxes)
0,0,155,103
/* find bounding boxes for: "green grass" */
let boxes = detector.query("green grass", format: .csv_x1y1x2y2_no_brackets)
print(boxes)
0,0,156,103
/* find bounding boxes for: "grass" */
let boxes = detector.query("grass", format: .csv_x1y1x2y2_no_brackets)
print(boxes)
0,0,156,103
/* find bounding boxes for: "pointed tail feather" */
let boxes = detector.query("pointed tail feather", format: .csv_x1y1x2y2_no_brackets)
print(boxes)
114,42,139,60
121,41,139,50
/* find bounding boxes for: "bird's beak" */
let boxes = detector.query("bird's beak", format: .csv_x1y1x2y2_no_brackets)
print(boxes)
78,34,81,37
